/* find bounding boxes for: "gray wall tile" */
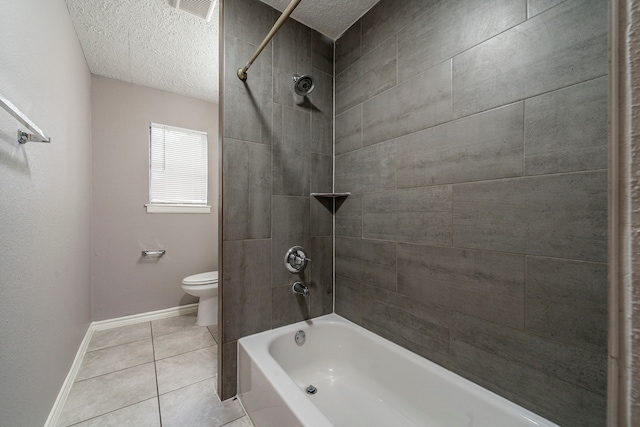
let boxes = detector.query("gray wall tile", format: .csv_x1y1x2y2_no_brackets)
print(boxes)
398,0,526,83
525,77,608,175
221,342,237,400
453,0,608,118
222,239,272,342
362,187,452,246
335,20,361,75
272,284,310,328
452,171,607,262
335,140,396,193
223,139,271,240
224,36,273,144
310,70,334,156
528,0,565,18
312,31,334,75
336,35,397,115
361,284,451,367
224,0,274,47
273,18,312,109
396,102,524,188
271,196,310,287
450,338,606,427
309,236,334,317
335,105,362,155
335,237,397,290
272,105,311,196
362,60,453,146
398,244,525,329
311,153,333,194
451,311,607,397
310,196,333,237
335,275,362,324
526,256,608,354
361,0,430,55
335,193,362,237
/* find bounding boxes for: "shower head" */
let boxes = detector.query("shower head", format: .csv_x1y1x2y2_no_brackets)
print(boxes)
292,74,315,96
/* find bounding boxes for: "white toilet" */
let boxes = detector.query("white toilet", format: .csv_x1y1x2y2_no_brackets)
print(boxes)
181,271,218,326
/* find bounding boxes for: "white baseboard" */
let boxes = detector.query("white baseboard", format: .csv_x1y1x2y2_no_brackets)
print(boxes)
44,304,199,427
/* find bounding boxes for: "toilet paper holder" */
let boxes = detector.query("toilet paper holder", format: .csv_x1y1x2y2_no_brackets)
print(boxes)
142,249,166,257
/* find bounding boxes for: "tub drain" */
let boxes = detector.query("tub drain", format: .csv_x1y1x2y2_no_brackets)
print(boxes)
306,385,317,395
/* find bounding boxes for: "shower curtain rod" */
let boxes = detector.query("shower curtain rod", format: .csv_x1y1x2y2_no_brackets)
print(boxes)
236,0,302,81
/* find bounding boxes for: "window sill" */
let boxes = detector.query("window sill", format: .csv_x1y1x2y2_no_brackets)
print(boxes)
145,204,211,214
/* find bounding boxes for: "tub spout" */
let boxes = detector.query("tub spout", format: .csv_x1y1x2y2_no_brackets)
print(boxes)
292,281,309,297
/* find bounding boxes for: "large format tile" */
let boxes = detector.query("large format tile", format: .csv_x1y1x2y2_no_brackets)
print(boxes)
335,20,361,75
335,105,362,155
310,69,334,156
151,312,198,338
396,102,524,188
361,0,428,55
335,275,362,324
336,35,397,115
223,416,254,427
156,346,218,395
335,193,362,237
398,0,526,82
363,60,452,146
159,379,245,427
453,0,608,118
397,244,525,329
221,342,238,400
451,312,607,397
309,236,333,318
335,237,397,290
87,323,151,352
77,339,154,381
312,31,334,75
153,327,216,360
271,196,310,286
526,256,608,354
450,339,606,427
223,139,271,240
272,105,311,196
223,239,272,342
335,140,395,193
273,18,312,110
524,77,608,175
361,284,451,367
528,0,565,18
224,36,272,144
271,284,310,329
452,171,608,262
311,153,333,194
224,0,274,48
58,363,157,426
71,398,160,427
310,196,333,237
362,187,452,246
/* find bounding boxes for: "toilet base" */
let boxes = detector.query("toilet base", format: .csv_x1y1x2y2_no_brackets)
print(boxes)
196,294,218,326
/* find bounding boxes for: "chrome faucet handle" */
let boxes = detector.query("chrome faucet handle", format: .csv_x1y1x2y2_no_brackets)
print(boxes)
285,246,310,273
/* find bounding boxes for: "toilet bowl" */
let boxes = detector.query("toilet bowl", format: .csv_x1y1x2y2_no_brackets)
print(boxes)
181,271,218,326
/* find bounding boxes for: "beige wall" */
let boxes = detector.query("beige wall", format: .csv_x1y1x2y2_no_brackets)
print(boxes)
91,76,219,321
0,0,92,425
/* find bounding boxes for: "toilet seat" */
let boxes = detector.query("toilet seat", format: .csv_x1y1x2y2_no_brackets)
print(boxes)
182,271,218,286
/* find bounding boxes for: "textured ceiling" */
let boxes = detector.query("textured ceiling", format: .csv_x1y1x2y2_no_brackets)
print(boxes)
65,0,219,103
65,0,380,104
260,0,381,40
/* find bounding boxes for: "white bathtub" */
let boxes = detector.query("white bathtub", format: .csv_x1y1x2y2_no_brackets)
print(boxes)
238,313,559,427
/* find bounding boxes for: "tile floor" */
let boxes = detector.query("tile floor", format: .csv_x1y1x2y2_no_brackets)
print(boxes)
57,313,253,427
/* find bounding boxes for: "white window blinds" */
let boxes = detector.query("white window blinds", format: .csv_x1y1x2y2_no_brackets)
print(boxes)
149,123,208,205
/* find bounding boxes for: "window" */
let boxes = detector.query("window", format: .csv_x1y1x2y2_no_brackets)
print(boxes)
146,123,210,213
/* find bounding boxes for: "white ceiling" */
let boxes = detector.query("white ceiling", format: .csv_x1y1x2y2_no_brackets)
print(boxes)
65,0,379,103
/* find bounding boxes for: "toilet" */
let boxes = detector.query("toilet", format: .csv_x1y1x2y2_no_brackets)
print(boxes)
181,271,218,326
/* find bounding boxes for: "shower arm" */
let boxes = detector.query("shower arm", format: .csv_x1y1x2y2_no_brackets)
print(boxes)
236,0,302,81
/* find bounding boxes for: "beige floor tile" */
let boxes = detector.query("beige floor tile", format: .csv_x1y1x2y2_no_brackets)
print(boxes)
222,415,254,427
57,363,157,426
88,323,151,352
159,378,245,427
151,313,199,338
153,327,215,360
77,339,153,381
70,398,160,427
156,346,217,395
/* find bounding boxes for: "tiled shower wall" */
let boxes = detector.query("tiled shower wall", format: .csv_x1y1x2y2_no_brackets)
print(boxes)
334,0,608,425
221,0,334,399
